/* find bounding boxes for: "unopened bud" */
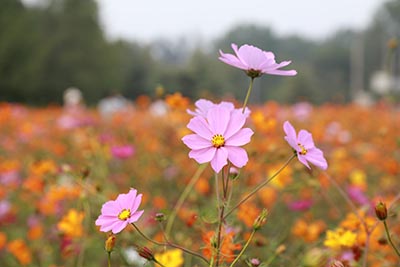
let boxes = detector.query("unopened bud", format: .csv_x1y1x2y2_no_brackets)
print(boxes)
105,233,116,253
248,258,261,267
154,213,166,222
375,201,387,221
137,246,155,261
229,167,240,180
253,209,268,231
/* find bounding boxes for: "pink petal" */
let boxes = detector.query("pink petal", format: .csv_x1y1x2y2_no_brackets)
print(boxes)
189,147,216,164
128,210,144,223
227,146,249,168
298,130,315,149
223,111,247,139
187,116,213,140
111,221,129,234
117,189,137,210
131,193,142,212
100,201,119,216
225,128,253,146
207,107,230,134
283,121,298,149
298,154,311,169
99,218,121,232
305,148,328,170
182,134,212,150
264,69,297,76
210,147,228,173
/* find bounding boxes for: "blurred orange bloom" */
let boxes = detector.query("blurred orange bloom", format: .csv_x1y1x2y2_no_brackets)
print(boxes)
57,209,84,238
7,239,32,265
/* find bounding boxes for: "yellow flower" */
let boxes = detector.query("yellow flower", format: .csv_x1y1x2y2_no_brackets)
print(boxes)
154,248,184,267
324,228,357,250
57,209,84,238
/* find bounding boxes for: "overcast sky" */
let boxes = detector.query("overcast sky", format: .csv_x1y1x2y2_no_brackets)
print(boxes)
95,0,384,42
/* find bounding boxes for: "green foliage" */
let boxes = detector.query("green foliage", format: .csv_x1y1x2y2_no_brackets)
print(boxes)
0,0,398,104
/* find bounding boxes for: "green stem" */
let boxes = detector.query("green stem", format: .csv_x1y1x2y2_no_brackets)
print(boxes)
165,164,207,237
223,154,295,220
383,220,400,258
229,230,256,267
107,252,111,267
153,259,167,267
242,78,254,113
131,223,210,265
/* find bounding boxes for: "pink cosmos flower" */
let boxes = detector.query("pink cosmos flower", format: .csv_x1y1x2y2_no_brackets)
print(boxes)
283,121,328,170
219,43,297,78
95,188,144,234
187,99,250,118
182,105,254,173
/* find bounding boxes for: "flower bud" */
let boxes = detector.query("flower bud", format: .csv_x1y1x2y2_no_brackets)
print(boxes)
253,209,268,231
105,234,116,253
154,213,166,222
137,246,155,261
248,258,261,267
375,201,387,221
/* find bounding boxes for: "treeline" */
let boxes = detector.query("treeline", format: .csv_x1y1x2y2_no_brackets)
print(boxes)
1,0,399,105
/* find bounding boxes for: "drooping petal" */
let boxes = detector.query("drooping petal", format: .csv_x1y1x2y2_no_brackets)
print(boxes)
189,147,216,164
226,146,249,168
210,147,228,173
264,69,297,76
187,116,213,139
297,154,311,169
182,134,212,150
305,148,328,170
207,107,230,134
225,128,254,146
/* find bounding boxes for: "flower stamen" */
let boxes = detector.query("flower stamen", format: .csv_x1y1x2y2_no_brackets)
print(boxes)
211,134,225,148
298,143,307,155
118,209,131,221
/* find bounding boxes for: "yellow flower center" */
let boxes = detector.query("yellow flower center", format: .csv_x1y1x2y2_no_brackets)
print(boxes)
118,209,131,221
211,134,225,148
298,143,307,155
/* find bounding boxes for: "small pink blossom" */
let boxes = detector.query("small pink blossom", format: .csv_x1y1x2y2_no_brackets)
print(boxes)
182,105,254,173
95,188,144,234
111,145,135,159
187,99,250,118
219,43,297,78
283,121,328,170
287,199,314,211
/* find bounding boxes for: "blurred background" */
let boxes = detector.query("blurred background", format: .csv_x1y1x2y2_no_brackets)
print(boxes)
2,0,400,105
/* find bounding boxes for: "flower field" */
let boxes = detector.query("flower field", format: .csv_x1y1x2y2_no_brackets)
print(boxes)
1,95,400,267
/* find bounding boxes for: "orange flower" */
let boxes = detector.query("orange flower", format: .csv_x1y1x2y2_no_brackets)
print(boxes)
237,201,260,228
202,228,242,263
57,209,85,238
165,92,190,110
0,232,6,250
292,219,326,242
7,239,32,265
28,224,43,240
